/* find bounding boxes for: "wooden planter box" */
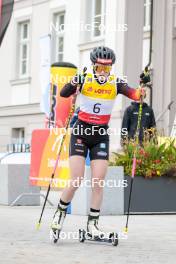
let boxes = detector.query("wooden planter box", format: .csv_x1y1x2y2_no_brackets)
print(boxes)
124,175,176,213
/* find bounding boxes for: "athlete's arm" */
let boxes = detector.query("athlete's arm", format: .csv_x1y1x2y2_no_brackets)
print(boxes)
60,74,85,97
116,78,141,101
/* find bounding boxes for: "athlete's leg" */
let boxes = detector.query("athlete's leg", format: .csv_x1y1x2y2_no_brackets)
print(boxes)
89,140,109,209
87,140,109,237
51,156,85,238
57,131,88,207
90,159,108,209
86,159,108,237
61,155,86,203
50,134,87,240
60,133,88,203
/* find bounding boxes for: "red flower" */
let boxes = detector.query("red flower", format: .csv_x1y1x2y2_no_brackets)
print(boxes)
154,159,161,164
151,170,157,176
136,159,142,165
139,149,146,156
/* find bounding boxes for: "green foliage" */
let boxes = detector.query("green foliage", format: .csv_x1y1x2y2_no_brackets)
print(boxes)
109,138,176,179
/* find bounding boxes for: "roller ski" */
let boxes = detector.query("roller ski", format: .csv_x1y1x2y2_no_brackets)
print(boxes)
50,209,66,243
79,218,118,246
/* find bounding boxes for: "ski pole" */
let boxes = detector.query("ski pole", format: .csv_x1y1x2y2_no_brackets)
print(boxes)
123,0,153,229
36,99,76,230
123,85,144,234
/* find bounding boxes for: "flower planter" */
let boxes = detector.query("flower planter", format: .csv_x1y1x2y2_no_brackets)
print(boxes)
124,175,176,213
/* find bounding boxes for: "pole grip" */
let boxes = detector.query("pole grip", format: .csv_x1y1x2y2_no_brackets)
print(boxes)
132,157,136,178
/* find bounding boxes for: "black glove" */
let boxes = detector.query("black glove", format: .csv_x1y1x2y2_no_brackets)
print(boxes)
140,69,150,84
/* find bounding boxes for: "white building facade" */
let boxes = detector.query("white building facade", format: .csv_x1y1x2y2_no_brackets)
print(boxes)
0,0,176,152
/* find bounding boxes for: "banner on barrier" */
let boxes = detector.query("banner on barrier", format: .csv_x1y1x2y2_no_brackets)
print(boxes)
30,129,71,188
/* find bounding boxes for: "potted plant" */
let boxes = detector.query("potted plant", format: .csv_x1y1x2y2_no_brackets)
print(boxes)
109,136,176,213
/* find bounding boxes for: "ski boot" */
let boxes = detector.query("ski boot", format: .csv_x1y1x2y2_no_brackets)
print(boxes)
79,219,118,246
50,209,66,243
87,219,104,239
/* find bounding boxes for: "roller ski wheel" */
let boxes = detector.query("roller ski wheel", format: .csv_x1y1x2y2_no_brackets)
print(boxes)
50,228,61,244
79,229,86,243
109,232,118,247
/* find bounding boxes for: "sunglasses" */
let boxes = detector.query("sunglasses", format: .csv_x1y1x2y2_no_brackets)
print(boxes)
93,64,112,73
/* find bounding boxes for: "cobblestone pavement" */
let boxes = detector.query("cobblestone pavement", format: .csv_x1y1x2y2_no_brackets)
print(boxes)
0,206,176,264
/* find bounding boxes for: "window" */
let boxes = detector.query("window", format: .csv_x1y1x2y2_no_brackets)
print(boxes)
144,0,151,31
18,21,30,78
12,128,25,144
54,12,65,62
9,128,30,153
92,0,105,38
